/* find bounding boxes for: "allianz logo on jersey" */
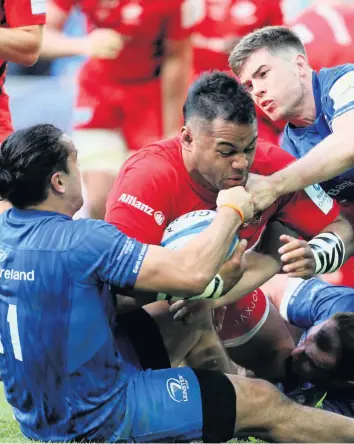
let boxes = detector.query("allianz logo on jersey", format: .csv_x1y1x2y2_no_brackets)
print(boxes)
118,193,165,226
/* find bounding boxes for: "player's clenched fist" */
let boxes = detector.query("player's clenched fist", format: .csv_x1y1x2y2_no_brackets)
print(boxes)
216,186,254,222
84,29,124,59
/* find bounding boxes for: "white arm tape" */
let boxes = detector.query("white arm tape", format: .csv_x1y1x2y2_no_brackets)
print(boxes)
157,274,224,302
308,232,345,274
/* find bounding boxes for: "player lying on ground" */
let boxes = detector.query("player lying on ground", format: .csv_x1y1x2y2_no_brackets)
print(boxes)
261,269,354,418
2,124,354,442
106,71,354,381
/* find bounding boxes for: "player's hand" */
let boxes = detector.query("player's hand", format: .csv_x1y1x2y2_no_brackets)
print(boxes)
219,239,248,293
169,298,214,324
84,29,124,59
278,234,316,278
216,186,254,222
246,173,279,212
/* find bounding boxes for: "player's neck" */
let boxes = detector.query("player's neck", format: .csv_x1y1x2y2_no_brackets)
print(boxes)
26,198,74,218
288,76,317,128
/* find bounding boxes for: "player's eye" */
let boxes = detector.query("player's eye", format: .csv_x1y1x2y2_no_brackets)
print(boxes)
260,70,269,78
244,81,253,92
244,145,256,154
218,151,235,157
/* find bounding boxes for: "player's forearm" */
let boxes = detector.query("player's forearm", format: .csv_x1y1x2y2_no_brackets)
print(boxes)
271,132,354,197
40,28,87,59
213,252,281,309
0,26,43,66
136,207,243,295
321,213,354,260
161,45,192,137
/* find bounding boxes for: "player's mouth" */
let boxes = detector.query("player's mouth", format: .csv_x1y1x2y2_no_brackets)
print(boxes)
261,100,275,111
223,176,246,187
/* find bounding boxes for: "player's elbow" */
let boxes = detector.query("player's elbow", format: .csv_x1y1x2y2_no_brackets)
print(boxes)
184,271,212,296
19,50,40,66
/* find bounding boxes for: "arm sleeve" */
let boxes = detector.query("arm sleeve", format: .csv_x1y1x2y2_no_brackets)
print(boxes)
5,0,46,26
166,0,205,40
105,157,173,245
68,219,149,289
326,66,354,121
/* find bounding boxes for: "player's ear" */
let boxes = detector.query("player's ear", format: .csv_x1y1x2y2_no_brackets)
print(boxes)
295,53,309,77
180,126,193,148
50,171,66,195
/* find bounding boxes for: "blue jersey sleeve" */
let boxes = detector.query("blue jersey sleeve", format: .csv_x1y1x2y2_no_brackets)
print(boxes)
287,278,354,328
320,65,354,124
68,219,149,288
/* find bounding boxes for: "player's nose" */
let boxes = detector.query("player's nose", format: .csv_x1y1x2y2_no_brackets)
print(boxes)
231,153,248,170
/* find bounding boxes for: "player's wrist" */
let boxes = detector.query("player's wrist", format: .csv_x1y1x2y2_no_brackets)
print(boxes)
74,37,91,56
270,173,285,199
217,205,244,225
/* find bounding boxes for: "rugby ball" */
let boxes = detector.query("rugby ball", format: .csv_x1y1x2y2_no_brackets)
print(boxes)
161,210,239,261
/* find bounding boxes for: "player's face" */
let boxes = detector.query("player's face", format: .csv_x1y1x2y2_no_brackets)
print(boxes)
239,48,305,122
291,319,341,381
183,118,257,192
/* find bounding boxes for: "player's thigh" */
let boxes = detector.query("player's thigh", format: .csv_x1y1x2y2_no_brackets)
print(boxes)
144,301,212,367
124,366,236,443
219,289,295,380
121,80,163,151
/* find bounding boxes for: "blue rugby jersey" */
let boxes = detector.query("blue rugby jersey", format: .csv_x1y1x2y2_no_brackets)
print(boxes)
0,208,148,442
282,64,354,202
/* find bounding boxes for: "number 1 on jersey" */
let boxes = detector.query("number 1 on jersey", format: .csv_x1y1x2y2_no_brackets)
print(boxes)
0,304,23,361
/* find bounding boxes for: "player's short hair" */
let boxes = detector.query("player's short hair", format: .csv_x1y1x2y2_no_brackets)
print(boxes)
0,124,70,208
229,26,307,76
331,312,354,380
183,71,256,126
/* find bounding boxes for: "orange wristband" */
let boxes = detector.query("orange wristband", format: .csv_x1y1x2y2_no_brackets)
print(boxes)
219,204,245,224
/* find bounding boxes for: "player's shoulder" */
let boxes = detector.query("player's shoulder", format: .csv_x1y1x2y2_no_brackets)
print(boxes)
318,64,354,92
251,138,294,175
123,136,183,176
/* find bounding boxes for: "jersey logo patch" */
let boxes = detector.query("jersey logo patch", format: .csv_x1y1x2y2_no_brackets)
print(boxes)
329,71,354,111
304,184,333,214
118,193,165,225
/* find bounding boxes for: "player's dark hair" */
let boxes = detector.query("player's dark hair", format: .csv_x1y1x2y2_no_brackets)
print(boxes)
183,71,256,125
0,124,70,208
331,312,354,380
229,26,307,76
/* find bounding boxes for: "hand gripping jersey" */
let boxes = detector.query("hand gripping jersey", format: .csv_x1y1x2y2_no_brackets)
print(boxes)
106,136,340,248
282,65,354,203
289,4,354,73
0,208,149,441
0,0,46,141
106,136,340,344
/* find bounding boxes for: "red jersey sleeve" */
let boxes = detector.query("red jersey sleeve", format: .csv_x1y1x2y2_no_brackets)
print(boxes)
105,154,174,245
276,186,340,240
166,0,206,40
5,0,46,27
51,0,75,14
